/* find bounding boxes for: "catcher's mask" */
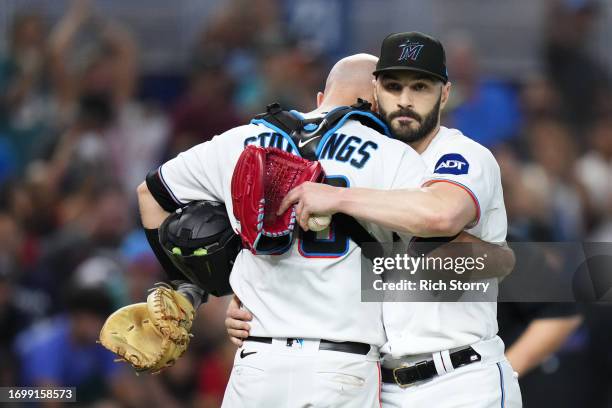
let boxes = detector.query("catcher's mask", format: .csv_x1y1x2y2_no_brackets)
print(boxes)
159,201,241,297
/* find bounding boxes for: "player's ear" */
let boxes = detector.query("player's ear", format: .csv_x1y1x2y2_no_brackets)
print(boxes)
372,80,379,112
440,81,452,110
316,91,324,108
371,95,379,113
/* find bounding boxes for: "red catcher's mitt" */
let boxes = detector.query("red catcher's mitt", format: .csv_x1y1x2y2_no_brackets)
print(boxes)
231,145,324,254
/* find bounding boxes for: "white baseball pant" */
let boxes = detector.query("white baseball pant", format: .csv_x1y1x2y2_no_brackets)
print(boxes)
222,338,382,408
381,337,522,408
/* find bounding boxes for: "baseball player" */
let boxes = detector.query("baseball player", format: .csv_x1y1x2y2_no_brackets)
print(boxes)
138,54,429,407
268,32,523,407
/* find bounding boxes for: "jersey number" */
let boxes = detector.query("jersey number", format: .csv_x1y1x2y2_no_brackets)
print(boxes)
297,176,350,258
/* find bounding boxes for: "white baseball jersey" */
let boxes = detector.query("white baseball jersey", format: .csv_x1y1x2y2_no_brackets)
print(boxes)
158,115,426,347
382,126,508,357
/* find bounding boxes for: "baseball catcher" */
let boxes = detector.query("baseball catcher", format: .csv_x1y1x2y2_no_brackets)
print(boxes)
101,82,391,379
100,143,330,373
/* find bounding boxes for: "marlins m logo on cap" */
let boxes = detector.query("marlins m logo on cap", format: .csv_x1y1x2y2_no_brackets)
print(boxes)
398,40,424,62
374,32,449,83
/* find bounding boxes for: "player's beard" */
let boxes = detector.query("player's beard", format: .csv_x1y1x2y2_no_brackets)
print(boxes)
380,94,441,144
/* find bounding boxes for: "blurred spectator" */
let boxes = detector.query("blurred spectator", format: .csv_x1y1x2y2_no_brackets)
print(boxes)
497,145,551,240
498,232,585,405
544,0,611,130
0,209,51,319
0,11,55,174
48,0,135,123
284,0,350,60
47,0,168,196
168,56,242,158
0,181,55,310
28,183,131,308
120,229,165,303
444,33,521,148
193,296,236,407
43,92,118,200
0,208,25,274
198,0,282,54
193,0,326,116
13,284,143,406
192,0,282,116
521,119,587,240
502,311,590,408
146,349,199,408
0,138,17,183
575,116,612,235
196,341,235,408
193,294,234,353
0,211,50,388
584,305,612,406
260,46,327,113
0,259,29,360
0,175,56,246
73,254,127,310
518,74,563,124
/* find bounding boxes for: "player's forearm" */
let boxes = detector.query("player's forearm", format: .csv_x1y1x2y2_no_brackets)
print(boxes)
337,187,464,237
48,17,80,58
48,3,89,103
441,233,516,279
506,316,582,377
471,240,515,280
102,22,137,105
137,182,170,228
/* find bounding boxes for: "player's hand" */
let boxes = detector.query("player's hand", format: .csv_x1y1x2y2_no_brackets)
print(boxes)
278,182,342,231
225,295,252,347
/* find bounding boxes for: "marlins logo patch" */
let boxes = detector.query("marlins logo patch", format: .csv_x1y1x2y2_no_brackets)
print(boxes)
398,40,424,61
434,153,469,175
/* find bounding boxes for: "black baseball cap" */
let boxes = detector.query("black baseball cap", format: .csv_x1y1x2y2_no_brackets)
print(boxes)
374,32,448,83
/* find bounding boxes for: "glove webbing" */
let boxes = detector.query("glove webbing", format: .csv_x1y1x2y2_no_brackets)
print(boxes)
264,154,303,225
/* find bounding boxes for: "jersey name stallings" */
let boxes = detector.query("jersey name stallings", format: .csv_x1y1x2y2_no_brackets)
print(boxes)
243,132,379,169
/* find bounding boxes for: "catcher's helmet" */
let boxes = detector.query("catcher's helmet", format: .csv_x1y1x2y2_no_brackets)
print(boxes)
159,201,241,297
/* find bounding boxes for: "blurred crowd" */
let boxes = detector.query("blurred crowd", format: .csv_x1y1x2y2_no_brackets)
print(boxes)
0,0,611,407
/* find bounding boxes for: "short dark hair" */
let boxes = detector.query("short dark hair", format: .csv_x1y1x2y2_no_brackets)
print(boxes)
63,286,114,318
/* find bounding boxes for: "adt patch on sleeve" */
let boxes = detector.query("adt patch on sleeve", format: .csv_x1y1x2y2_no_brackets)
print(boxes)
433,153,469,175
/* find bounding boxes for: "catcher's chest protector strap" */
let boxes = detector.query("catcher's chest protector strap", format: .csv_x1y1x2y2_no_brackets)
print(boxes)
251,99,390,161
249,100,393,260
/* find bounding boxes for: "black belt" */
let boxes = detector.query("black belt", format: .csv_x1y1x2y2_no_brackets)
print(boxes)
246,336,371,355
381,347,481,387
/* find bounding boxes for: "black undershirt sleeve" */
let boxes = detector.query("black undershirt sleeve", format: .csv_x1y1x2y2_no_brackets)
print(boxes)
145,168,182,212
